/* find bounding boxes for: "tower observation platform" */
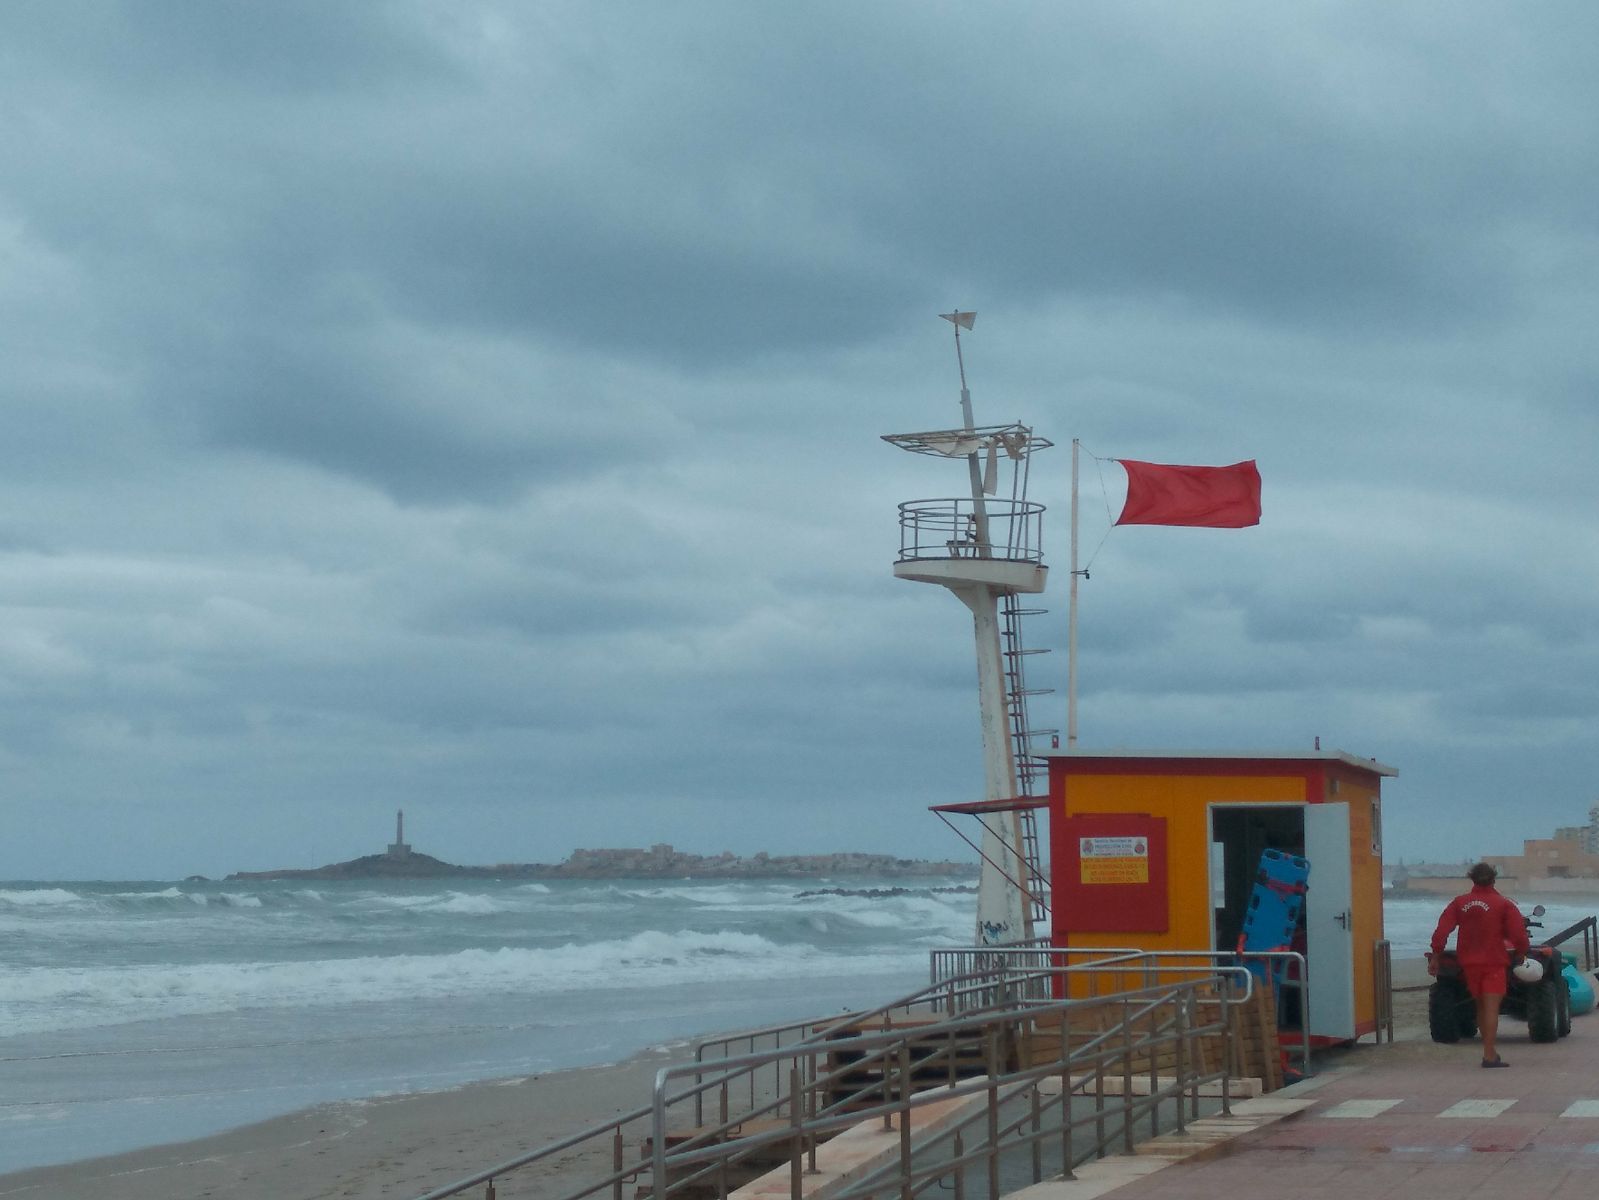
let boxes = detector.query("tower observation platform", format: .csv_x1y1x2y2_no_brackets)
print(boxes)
886,423,1050,596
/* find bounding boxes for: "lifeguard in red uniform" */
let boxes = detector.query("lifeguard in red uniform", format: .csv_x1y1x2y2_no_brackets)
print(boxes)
1429,862,1530,1067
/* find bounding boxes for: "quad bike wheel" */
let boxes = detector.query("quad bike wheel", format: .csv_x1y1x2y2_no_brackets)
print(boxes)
1527,977,1561,1043
1557,976,1572,1038
1429,978,1473,1044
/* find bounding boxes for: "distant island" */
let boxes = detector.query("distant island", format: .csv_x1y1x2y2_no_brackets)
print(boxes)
224,811,977,882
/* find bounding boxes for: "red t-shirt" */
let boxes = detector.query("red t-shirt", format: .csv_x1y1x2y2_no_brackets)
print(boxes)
1430,884,1530,965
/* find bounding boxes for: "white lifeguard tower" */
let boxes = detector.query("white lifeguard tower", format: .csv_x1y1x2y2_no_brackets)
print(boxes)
884,312,1054,945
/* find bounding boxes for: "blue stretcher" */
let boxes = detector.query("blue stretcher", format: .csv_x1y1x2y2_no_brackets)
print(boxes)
1235,849,1310,1011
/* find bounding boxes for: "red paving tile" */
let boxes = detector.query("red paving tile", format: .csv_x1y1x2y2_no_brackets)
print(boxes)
1087,1014,1599,1198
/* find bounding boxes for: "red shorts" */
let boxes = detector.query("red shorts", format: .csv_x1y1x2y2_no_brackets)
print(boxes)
1462,962,1507,997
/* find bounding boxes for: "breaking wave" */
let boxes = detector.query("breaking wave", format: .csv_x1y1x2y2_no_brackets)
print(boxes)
0,928,876,1036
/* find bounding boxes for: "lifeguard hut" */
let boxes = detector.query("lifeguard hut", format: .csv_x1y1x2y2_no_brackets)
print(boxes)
1042,747,1396,1043
884,312,1055,946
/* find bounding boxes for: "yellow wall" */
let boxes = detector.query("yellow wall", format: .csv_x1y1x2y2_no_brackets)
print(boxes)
1058,772,1308,955
1057,763,1388,1036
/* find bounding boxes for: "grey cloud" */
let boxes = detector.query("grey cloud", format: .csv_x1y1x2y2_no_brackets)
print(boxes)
7,2,1599,877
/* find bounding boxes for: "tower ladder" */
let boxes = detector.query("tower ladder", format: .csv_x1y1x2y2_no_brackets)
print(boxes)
1000,593,1055,925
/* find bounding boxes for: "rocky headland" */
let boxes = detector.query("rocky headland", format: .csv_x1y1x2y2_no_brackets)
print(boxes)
225,843,977,882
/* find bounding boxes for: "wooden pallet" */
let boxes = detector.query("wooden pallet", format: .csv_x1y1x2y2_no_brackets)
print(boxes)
1019,985,1283,1092
1190,984,1282,1091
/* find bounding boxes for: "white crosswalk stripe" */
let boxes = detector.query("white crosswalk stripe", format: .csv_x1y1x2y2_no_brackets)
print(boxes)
1439,1099,1516,1118
1315,1097,1599,1120
1320,1099,1403,1118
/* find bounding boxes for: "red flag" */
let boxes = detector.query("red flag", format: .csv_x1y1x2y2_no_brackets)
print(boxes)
1115,459,1262,528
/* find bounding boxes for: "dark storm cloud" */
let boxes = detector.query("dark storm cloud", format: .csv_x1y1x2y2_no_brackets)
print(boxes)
3,2,1598,876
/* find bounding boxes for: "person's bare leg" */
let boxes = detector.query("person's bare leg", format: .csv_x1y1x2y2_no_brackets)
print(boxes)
1480,993,1505,1063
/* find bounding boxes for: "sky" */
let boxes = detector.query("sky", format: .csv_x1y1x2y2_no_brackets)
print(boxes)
2,2,1597,880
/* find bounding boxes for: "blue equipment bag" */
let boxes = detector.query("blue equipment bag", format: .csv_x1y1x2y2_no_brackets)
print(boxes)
1561,956,1596,1015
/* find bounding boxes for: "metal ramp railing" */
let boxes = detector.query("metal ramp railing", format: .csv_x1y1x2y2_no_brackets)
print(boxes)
410,951,1258,1200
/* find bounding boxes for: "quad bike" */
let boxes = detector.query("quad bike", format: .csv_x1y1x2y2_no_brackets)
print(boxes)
1428,904,1570,1044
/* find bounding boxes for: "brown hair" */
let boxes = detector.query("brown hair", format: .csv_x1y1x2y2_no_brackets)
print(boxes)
1468,862,1497,886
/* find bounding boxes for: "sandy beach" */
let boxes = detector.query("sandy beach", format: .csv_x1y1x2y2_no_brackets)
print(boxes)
0,959,1453,1200
0,1042,680,1200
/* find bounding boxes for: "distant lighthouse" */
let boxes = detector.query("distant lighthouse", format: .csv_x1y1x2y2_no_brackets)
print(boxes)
387,809,412,861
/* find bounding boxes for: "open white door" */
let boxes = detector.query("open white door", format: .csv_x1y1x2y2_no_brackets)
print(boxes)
1305,802,1354,1040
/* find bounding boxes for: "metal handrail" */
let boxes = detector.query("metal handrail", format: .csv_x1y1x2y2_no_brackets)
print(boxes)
649,970,1255,1200
827,989,1220,1199
413,952,1260,1200
928,944,1309,1076
410,960,1055,1200
677,961,1201,1161
689,1000,940,1125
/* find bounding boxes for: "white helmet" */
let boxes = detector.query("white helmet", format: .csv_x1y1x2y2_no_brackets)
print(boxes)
1512,958,1545,983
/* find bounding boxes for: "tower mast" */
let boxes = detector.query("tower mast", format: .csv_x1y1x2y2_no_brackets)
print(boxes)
883,313,1052,945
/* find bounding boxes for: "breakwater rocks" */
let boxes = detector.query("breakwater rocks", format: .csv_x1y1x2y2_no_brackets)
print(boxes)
794,885,978,899
226,844,977,882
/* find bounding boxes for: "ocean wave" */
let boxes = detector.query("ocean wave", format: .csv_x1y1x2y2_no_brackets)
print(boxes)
427,892,505,915
110,887,186,901
352,891,516,916
792,889,970,931
0,928,884,1036
0,888,84,908
614,884,798,906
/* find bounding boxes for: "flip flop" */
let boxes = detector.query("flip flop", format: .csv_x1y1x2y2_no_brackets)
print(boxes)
1482,1058,1509,1068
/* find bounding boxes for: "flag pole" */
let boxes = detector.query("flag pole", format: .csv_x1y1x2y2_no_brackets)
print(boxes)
1068,437,1080,746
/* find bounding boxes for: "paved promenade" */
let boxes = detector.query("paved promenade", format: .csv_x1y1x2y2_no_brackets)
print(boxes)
1016,1004,1599,1199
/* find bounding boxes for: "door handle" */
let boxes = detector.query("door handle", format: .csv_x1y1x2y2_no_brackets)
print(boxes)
1334,910,1350,929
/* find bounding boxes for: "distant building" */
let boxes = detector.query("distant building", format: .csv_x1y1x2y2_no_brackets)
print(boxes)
1389,804,1599,895
1486,836,1599,884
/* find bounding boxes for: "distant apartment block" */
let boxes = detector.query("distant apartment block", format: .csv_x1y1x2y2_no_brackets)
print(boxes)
1487,836,1599,883
1391,801,1599,894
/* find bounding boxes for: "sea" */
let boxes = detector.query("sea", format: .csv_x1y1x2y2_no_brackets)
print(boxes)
4,878,1599,1176
0,875,976,1174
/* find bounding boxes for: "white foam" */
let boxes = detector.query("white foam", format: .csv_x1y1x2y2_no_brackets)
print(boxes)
0,888,83,907
428,892,505,915
0,927,906,1037
111,887,186,900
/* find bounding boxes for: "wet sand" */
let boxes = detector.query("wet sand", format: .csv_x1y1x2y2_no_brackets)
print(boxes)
0,962,1443,1200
